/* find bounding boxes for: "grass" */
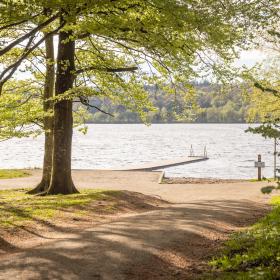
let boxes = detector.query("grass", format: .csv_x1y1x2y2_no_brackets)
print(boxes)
248,177,275,182
206,196,280,280
0,189,119,227
0,169,31,179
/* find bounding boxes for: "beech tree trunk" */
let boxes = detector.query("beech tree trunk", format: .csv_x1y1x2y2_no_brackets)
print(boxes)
47,17,78,195
28,34,55,194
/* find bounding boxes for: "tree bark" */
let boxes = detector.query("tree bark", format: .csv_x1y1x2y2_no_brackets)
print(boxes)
27,34,55,194
47,16,78,195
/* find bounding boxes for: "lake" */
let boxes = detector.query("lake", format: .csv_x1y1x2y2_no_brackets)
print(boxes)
0,124,276,179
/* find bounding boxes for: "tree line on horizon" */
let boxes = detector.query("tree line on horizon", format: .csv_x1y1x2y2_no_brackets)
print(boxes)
86,81,248,124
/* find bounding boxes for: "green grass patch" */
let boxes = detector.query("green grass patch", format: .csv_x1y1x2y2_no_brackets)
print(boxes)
0,169,31,179
248,177,275,182
206,196,280,280
0,189,119,227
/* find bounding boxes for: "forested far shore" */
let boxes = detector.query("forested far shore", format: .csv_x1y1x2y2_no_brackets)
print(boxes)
85,82,248,124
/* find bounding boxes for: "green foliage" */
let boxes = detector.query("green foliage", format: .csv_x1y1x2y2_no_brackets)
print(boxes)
87,82,248,123
0,188,119,227
0,80,92,139
206,197,280,280
0,169,31,179
260,181,280,195
196,83,247,123
244,29,280,139
245,79,280,139
1,0,278,135
0,80,43,140
246,124,280,139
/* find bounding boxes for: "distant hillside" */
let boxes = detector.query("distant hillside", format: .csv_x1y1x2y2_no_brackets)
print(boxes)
86,82,248,123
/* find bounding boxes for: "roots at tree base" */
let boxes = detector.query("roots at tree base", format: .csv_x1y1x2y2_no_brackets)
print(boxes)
27,178,79,195
26,180,49,194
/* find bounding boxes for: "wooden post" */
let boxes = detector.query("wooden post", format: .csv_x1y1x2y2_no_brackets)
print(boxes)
258,154,262,181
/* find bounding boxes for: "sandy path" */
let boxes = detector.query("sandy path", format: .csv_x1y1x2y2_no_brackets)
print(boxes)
0,170,273,279
0,170,270,203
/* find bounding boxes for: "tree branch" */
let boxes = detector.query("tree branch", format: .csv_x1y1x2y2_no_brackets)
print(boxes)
0,12,59,57
2,94,33,109
76,32,91,39
254,82,280,96
0,12,41,31
0,34,35,87
0,23,65,94
78,96,114,117
76,66,138,75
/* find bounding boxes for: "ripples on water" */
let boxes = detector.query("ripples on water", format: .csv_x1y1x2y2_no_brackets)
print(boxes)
0,124,275,179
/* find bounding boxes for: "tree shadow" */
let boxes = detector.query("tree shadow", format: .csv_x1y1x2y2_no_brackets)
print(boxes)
0,236,17,253
0,198,269,280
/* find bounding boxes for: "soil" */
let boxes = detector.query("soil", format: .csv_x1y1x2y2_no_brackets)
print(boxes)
0,170,274,280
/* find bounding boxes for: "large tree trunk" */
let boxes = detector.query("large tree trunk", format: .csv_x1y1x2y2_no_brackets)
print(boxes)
28,34,55,194
47,17,78,195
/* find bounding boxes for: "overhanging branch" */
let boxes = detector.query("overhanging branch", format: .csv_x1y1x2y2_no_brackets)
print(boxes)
0,12,42,31
254,82,280,96
0,23,65,94
0,12,59,57
78,96,114,117
76,66,138,75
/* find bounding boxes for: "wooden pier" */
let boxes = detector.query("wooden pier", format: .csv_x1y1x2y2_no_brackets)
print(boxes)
110,156,208,171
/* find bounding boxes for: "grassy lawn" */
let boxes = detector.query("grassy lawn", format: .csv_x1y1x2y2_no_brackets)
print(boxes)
207,196,280,280
0,169,31,179
0,189,119,227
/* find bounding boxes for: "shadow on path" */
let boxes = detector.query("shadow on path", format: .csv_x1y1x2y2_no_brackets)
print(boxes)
0,199,269,280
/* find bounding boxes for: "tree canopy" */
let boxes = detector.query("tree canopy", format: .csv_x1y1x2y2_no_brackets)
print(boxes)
0,0,279,194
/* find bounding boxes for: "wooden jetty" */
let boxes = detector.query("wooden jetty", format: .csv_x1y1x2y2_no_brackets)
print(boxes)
110,156,208,171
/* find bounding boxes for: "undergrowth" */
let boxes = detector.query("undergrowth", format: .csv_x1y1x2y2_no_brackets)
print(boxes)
206,196,280,279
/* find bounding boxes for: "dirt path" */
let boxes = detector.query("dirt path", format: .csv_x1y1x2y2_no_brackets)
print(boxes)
0,171,273,279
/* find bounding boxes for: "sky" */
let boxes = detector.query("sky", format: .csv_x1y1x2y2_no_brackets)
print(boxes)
235,50,267,68
12,47,268,81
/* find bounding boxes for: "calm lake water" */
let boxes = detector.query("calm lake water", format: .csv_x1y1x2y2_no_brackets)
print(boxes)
0,124,276,179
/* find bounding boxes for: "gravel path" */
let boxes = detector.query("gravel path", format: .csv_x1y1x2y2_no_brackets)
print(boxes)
0,170,273,279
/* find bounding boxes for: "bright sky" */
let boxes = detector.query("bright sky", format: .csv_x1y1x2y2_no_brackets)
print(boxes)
13,47,267,81
235,50,267,68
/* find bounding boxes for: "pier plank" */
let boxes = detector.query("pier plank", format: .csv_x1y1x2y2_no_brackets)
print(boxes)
109,156,208,171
